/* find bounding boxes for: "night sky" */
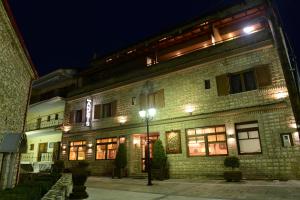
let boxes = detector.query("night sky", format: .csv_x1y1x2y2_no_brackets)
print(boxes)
8,0,300,76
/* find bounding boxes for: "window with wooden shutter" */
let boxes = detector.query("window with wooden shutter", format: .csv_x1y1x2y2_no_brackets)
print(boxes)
111,100,117,117
154,89,165,108
75,110,83,123
69,111,75,123
139,94,147,110
94,104,101,119
255,65,272,87
216,74,229,96
148,93,155,108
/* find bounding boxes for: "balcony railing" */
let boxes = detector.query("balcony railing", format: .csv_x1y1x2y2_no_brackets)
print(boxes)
21,152,54,163
26,112,64,131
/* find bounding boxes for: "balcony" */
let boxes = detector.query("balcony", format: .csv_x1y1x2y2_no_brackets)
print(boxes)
21,152,54,163
26,112,64,132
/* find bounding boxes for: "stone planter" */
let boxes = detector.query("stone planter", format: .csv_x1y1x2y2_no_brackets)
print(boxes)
224,171,242,182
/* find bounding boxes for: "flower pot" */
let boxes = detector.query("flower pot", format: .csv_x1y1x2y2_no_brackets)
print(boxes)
224,171,242,182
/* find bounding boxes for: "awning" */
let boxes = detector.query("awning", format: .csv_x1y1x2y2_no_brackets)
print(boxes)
0,133,25,153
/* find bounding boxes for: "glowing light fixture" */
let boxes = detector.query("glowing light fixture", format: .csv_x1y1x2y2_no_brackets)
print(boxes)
118,116,127,124
185,104,195,115
243,26,255,34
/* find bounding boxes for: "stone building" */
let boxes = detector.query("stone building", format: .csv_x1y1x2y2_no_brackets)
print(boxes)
21,69,76,173
61,0,300,179
0,0,37,189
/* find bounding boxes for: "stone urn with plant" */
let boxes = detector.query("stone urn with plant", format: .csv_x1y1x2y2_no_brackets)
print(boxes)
223,156,242,182
69,161,90,199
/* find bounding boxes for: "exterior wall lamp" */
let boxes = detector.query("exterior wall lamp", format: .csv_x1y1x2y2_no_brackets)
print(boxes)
184,104,195,115
139,108,156,186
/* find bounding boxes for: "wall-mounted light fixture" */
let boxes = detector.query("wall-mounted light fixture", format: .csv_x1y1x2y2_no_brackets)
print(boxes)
243,26,255,34
184,104,195,115
118,116,127,125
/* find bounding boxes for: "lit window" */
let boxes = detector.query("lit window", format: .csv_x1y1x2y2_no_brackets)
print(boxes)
186,125,227,156
236,122,261,154
96,137,125,160
69,141,86,160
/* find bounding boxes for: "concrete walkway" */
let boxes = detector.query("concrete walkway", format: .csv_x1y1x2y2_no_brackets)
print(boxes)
86,176,300,200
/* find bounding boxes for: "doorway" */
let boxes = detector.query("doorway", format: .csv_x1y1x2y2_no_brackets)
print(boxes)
141,135,158,172
38,143,48,161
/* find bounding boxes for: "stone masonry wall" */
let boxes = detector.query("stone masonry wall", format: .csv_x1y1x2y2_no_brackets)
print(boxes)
62,45,300,179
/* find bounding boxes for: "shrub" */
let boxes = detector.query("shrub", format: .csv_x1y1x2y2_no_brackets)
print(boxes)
152,139,167,169
52,160,65,173
224,156,242,182
114,143,127,178
152,139,168,180
224,156,240,169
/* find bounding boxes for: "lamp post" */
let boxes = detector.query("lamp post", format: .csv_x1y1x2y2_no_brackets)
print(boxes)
139,108,156,186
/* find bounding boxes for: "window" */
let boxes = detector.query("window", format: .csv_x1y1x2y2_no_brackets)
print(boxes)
69,141,86,160
186,125,227,156
30,144,34,151
216,65,271,96
94,101,117,119
281,133,293,147
55,113,59,120
75,110,82,123
132,97,136,105
236,121,262,154
205,80,211,89
96,137,125,160
229,70,257,94
139,89,164,110
47,116,51,122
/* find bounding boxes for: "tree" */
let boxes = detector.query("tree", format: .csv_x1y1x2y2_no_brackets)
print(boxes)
114,143,127,178
152,139,168,180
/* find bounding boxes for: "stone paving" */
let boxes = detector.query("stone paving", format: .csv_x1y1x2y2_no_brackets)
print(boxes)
86,176,300,200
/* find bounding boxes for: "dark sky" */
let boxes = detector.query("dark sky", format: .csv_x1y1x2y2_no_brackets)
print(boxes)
8,0,300,76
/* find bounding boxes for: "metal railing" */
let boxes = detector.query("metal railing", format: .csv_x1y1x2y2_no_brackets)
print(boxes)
21,152,54,163
26,112,64,131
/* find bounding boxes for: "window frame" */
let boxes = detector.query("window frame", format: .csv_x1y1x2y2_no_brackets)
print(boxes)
235,121,262,155
185,125,228,157
229,69,257,94
68,140,87,161
95,137,125,160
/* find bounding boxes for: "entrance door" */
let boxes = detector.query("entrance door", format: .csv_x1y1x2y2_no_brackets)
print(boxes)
141,135,158,172
38,143,48,161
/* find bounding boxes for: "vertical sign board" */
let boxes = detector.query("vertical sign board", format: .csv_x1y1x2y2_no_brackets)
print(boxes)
86,99,92,126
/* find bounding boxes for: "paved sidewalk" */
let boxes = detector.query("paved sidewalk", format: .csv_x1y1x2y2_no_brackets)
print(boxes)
86,176,300,200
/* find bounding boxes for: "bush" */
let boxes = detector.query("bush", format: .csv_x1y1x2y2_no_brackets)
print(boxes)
152,139,168,180
224,156,242,182
114,143,127,178
224,156,240,169
52,160,65,173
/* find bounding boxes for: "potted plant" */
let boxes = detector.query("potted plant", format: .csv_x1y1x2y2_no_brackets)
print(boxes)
152,139,168,180
69,161,90,199
114,143,127,178
223,156,242,182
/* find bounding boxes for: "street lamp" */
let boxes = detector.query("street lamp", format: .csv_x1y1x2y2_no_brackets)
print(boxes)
139,108,156,186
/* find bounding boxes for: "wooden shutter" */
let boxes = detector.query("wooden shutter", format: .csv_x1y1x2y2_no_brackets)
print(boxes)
139,94,147,110
94,104,101,119
255,65,272,87
69,111,75,123
111,100,117,117
216,74,229,96
155,89,165,108
148,93,155,108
